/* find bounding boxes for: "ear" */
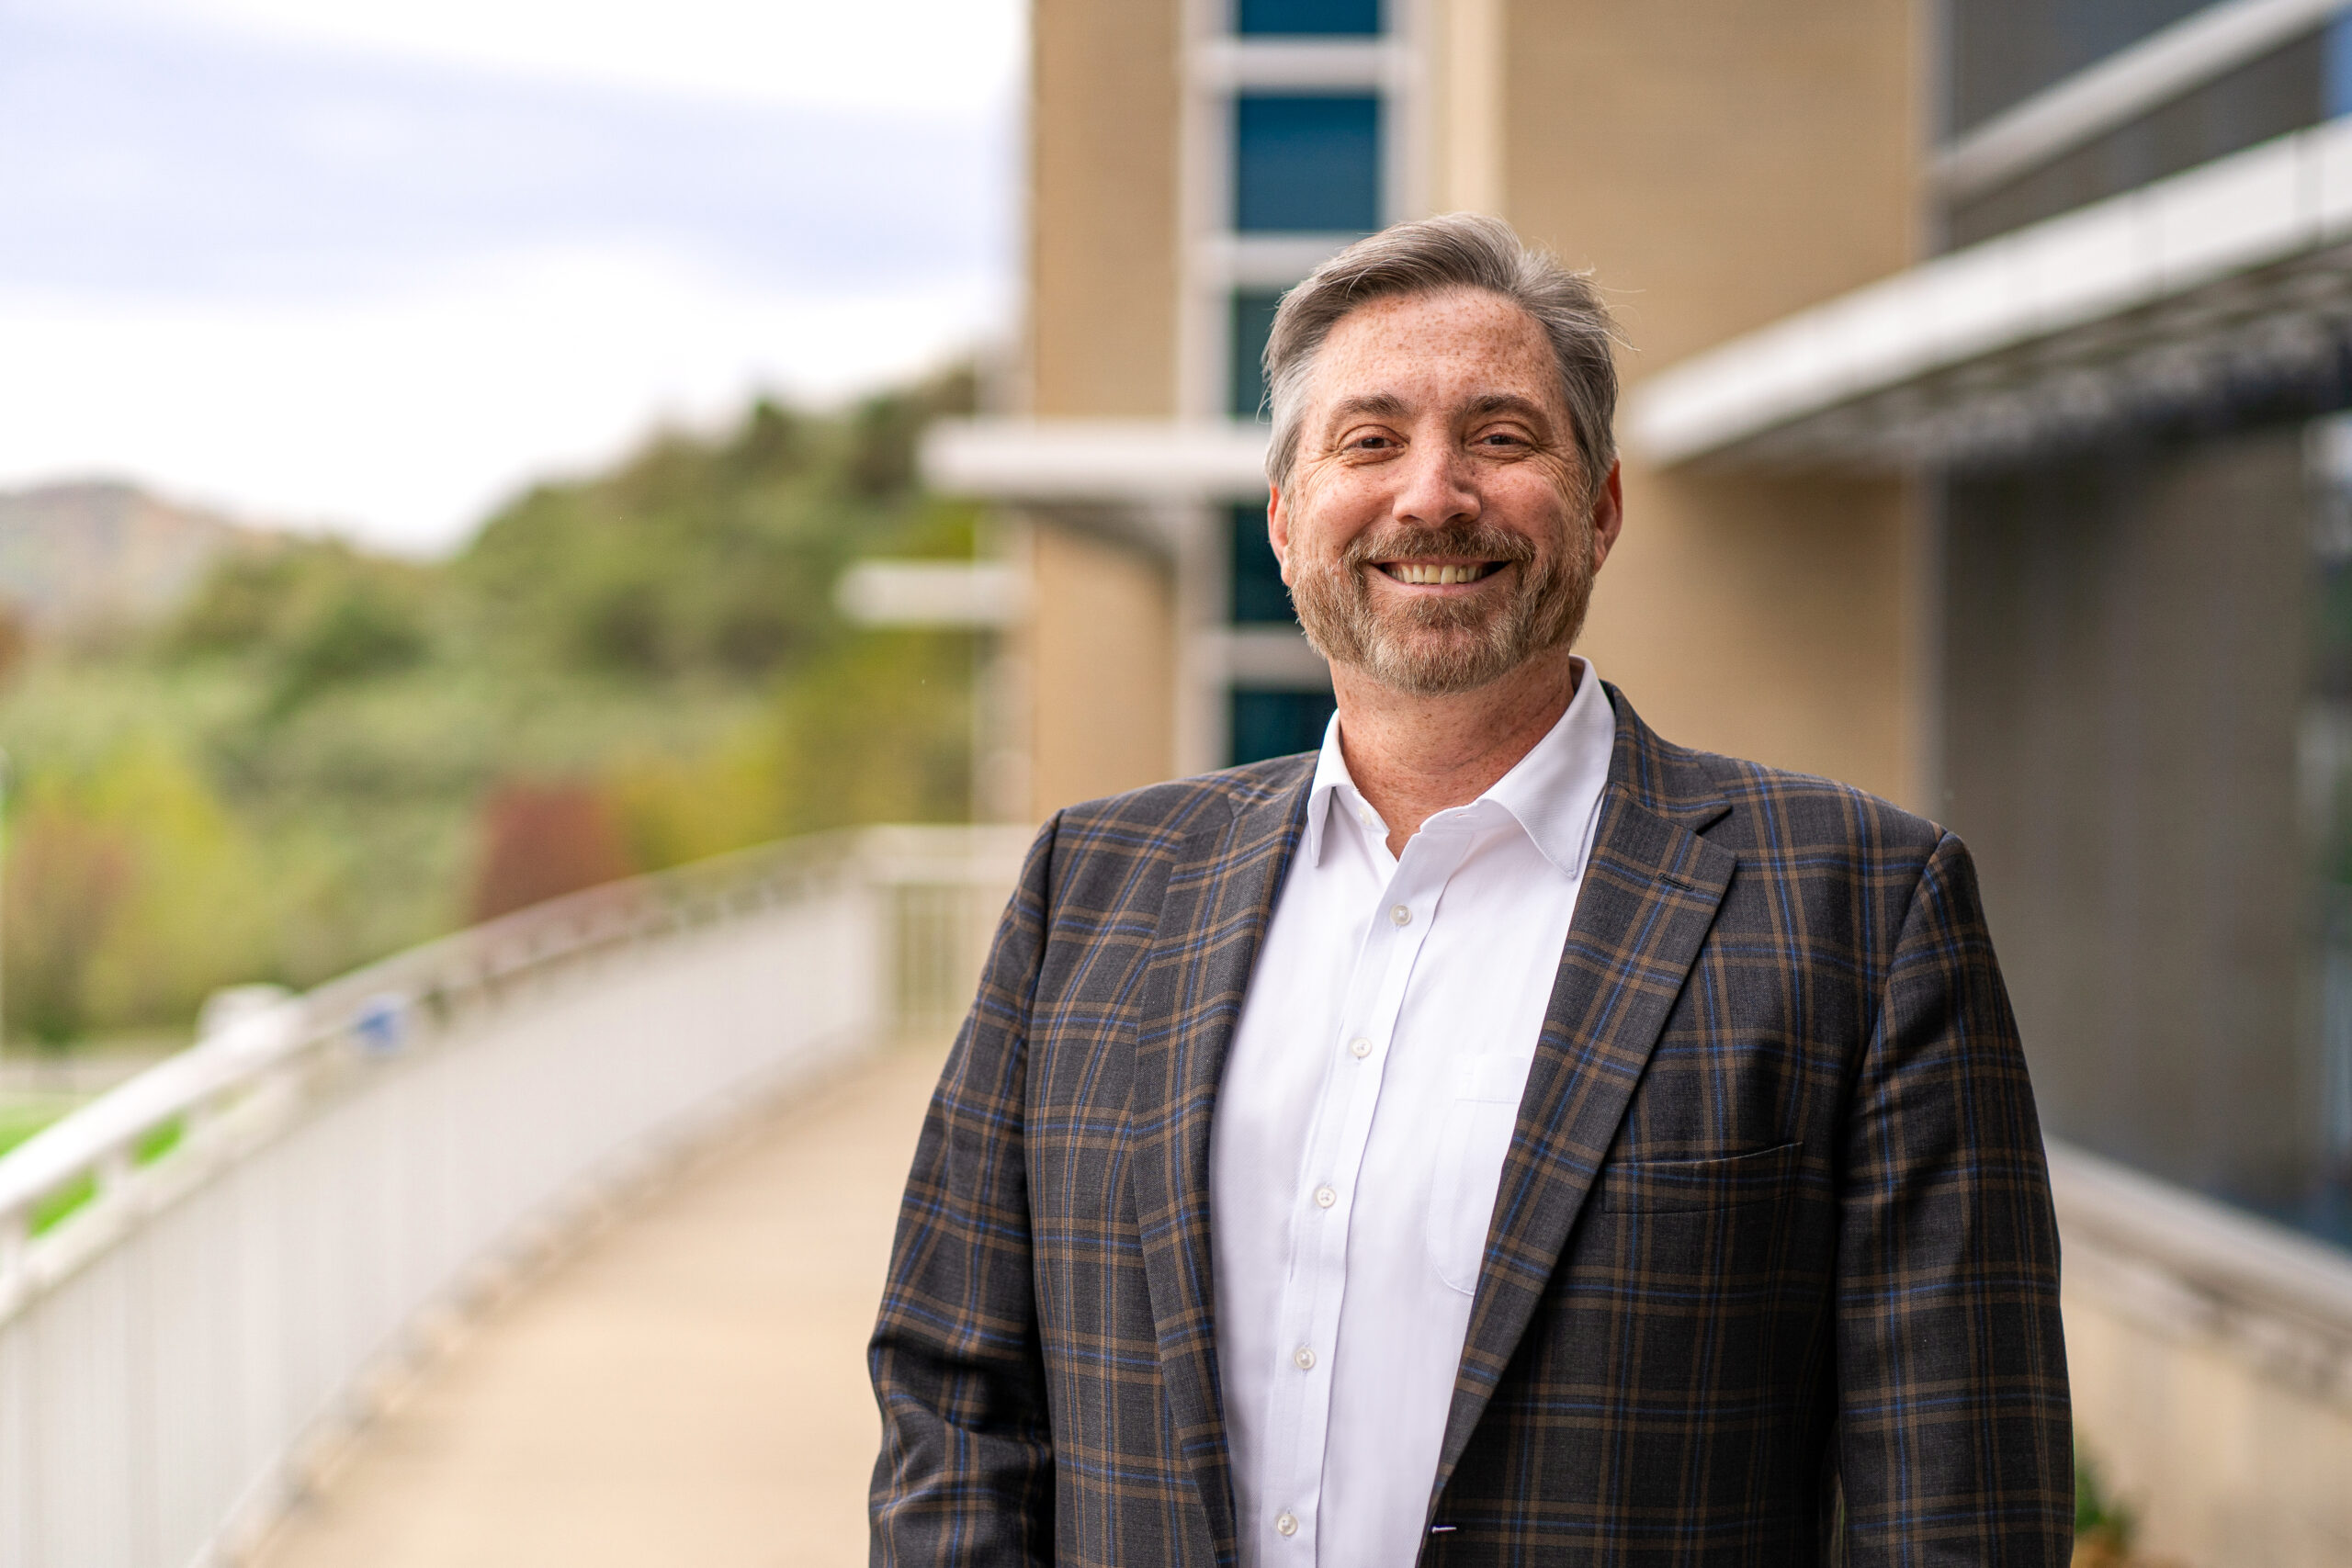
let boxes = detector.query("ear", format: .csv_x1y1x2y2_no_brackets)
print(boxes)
1587,460,1625,572
1265,485,1293,584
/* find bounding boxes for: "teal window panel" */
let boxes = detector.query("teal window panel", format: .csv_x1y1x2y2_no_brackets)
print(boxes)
1230,686,1336,764
1238,0,1381,36
1228,500,1291,625
1230,288,1283,419
1234,94,1380,234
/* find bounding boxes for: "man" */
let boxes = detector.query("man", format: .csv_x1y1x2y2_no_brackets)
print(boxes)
871,214,2071,1565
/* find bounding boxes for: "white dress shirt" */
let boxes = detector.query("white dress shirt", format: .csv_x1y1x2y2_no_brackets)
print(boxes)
1209,657,1617,1568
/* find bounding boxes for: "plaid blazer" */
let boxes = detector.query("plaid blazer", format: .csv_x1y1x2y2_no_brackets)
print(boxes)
870,687,2071,1566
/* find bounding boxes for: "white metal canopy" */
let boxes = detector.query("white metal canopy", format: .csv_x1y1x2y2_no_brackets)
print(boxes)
1628,115,2352,471
923,419,1272,504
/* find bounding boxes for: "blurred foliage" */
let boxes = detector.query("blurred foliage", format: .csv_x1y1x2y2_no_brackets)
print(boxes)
0,367,985,1046
2071,1442,2144,1568
470,783,635,922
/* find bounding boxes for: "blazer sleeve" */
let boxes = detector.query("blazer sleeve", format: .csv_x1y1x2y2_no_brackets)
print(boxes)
869,818,1059,1567
1835,830,2074,1565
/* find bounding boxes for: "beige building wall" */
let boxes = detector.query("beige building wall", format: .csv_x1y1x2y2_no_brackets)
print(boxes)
1498,0,1928,808
1023,522,1179,815
1023,0,1185,815
1028,0,1182,420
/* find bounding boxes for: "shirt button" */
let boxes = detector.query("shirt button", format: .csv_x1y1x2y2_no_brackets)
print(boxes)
1295,1345,1317,1370
1349,1036,1372,1058
1314,1184,1336,1208
1275,1512,1298,1537
1390,904,1411,926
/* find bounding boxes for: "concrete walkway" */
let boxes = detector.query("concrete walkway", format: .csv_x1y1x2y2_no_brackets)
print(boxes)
255,1038,949,1568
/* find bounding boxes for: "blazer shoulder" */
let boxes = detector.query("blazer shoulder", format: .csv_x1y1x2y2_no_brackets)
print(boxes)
1685,747,1949,866
1045,753,1314,864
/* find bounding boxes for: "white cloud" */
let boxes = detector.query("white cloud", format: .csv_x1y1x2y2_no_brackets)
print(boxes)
87,0,1028,116
0,245,1004,553
0,2,1020,551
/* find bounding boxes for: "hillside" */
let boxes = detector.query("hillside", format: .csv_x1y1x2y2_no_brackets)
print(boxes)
0,370,983,1046
0,480,276,633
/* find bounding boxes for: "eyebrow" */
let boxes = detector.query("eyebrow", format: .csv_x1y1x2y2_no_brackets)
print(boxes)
1324,392,1410,424
1322,390,1556,428
1463,392,1553,424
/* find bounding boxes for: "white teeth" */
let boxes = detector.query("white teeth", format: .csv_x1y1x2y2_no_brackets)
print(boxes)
1388,563,1487,584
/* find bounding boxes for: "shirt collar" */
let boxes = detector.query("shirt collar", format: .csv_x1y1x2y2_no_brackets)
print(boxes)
1301,656,1615,879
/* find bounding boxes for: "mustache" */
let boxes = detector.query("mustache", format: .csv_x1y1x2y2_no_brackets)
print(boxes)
1337,521,1537,570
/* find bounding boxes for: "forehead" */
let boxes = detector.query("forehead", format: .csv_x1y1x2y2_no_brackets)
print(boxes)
1309,287,1559,414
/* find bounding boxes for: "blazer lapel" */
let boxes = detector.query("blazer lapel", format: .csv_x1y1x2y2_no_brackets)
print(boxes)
1430,691,1737,1496
1131,761,1313,1559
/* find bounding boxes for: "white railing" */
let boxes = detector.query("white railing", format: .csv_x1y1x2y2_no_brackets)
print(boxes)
2051,1139,2352,1568
0,824,1028,1568
2049,1140,2352,1568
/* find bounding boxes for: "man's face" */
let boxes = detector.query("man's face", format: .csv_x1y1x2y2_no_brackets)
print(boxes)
1269,287,1622,697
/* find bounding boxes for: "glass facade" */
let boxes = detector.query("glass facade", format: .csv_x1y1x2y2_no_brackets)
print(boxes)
1231,687,1337,764
2303,415,2352,1241
1214,15,1359,765
1943,414,2352,1245
1946,0,2211,136
1229,501,1292,625
1234,94,1382,233
1229,288,1283,420
1946,28,2335,247
1930,6,2352,1250
1212,8,1366,763
1237,0,1380,36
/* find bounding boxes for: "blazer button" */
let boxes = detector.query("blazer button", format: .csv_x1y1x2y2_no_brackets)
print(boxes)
1275,1512,1298,1536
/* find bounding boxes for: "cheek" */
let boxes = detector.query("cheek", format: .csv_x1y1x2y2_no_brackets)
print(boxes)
1488,477,1577,547
1287,486,1380,566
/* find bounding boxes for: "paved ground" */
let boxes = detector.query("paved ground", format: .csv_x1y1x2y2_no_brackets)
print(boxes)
254,1037,948,1568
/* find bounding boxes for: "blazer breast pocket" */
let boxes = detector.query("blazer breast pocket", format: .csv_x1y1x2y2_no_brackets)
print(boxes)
1595,1139,1804,1214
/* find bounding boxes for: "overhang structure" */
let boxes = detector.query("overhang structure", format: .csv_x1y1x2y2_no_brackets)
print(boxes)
922,420,1272,508
1628,114,2352,471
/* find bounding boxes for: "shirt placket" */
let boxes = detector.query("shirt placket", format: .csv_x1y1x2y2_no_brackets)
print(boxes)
1260,812,1472,1562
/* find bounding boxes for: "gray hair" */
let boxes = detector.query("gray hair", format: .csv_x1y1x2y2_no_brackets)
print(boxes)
1261,213,1620,497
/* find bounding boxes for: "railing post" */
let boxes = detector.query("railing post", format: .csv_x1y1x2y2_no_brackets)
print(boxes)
0,1203,25,1296
96,1143,134,1202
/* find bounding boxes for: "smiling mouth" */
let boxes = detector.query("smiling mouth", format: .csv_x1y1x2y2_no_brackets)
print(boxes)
1377,560,1504,585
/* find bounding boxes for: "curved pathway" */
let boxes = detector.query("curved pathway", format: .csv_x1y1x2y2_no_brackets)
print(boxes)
254,1039,948,1568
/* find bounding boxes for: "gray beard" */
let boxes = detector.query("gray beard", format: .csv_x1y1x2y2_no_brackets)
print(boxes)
1289,517,1595,697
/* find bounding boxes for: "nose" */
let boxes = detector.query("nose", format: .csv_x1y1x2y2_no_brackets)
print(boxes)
1391,436,1479,530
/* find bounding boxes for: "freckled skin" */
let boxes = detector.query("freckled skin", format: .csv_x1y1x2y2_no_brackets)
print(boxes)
1268,288,1625,854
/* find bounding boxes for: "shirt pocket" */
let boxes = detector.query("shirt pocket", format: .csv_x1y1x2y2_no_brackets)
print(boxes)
1425,1052,1535,1295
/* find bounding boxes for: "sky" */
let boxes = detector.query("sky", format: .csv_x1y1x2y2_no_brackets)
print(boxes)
0,0,1024,551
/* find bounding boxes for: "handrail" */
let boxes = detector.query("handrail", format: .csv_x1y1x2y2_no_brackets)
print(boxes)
2048,1137,2352,1349
0,820,1026,1568
0,833,821,1278
0,822,1026,1314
